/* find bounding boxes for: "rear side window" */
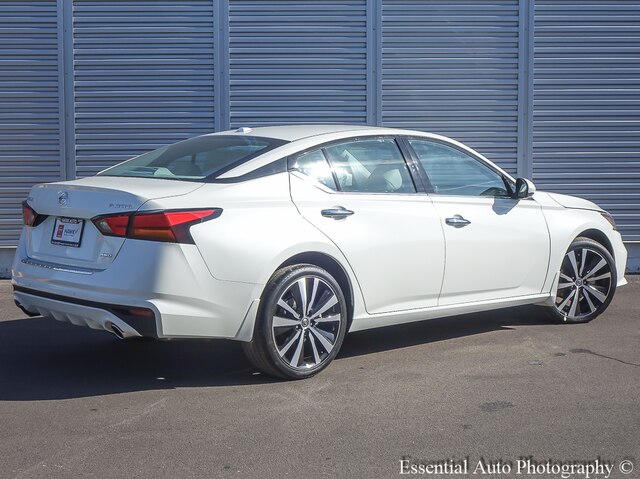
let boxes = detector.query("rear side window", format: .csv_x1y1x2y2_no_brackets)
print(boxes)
99,135,286,181
323,139,416,194
293,149,337,190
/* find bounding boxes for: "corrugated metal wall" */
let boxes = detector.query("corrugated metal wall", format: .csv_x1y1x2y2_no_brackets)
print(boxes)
0,1,63,246
71,0,217,177
381,0,521,174
228,0,368,127
533,0,640,242
0,0,638,265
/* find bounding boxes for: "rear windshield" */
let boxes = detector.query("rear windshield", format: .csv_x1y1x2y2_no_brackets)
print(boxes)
98,135,286,181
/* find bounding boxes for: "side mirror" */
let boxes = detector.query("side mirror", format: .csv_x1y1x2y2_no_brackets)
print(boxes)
514,178,536,199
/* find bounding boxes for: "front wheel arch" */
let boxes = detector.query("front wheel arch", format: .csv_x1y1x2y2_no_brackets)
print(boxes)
574,228,615,260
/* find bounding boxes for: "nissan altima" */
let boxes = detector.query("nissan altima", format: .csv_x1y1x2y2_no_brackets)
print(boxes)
12,125,627,379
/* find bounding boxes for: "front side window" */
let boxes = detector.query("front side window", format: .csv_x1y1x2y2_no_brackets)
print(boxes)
408,139,509,197
323,139,416,194
99,135,285,181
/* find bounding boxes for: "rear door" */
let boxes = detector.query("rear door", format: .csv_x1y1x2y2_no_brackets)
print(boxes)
405,137,550,306
288,137,445,314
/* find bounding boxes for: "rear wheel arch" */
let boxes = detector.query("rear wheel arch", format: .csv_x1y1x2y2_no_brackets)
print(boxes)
274,252,354,330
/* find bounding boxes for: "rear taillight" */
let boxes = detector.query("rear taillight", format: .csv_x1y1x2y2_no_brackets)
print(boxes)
22,202,37,227
94,215,129,236
92,209,220,244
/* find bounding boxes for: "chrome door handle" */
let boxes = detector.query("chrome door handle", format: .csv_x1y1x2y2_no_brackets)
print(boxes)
321,207,354,219
445,215,471,227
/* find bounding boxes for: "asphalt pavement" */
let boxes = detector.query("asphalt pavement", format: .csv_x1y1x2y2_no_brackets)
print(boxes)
0,278,638,479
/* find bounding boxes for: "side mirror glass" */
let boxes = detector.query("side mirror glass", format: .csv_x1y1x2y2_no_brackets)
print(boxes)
514,178,536,199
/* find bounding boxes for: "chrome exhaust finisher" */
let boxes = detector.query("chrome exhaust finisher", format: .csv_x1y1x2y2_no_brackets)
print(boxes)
107,322,126,340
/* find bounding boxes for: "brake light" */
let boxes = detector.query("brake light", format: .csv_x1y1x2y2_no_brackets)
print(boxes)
22,202,37,227
92,209,220,244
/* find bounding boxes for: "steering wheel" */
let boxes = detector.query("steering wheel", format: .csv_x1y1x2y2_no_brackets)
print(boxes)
479,186,507,197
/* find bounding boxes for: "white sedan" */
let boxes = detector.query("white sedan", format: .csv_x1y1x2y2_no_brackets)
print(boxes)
12,125,627,379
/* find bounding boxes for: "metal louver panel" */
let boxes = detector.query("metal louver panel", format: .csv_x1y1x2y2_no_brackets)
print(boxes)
0,1,62,246
381,0,520,173
72,0,217,177
228,0,368,128
533,1,640,241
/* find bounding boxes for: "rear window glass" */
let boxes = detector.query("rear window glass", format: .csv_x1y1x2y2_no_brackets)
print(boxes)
98,135,286,181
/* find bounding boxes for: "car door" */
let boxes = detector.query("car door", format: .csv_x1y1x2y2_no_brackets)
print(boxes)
288,137,445,314
405,137,550,306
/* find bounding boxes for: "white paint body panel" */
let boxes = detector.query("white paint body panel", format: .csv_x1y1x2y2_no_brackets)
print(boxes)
11,126,627,342
290,173,445,313
430,195,550,305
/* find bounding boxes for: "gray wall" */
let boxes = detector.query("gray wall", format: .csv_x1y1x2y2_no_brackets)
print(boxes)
1,0,639,274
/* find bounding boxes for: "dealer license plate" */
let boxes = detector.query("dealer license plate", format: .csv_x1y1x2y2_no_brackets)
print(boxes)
51,217,85,248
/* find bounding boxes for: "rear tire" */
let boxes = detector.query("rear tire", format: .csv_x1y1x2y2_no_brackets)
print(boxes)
542,237,617,324
242,264,348,379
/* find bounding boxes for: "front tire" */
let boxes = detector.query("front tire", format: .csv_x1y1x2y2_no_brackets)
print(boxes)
544,237,617,323
242,264,348,379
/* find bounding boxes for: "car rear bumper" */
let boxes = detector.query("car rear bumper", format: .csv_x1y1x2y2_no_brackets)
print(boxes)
14,287,149,339
12,238,263,340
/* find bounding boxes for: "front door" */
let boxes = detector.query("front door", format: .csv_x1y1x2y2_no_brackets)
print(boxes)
406,137,550,306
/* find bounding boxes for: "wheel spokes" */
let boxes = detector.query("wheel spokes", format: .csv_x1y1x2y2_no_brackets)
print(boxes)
590,272,611,282
297,278,308,317
560,272,574,282
290,331,306,367
307,278,319,316
273,315,300,328
310,326,335,353
278,330,302,357
277,299,301,320
314,313,341,324
272,275,342,370
309,332,321,364
583,258,607,280
579,248,588,276
582,288,598,313
584,284,607,303
309,294,338,320
555,246,612,320
568,290,579,317
568,250,580,278
557,288,576,312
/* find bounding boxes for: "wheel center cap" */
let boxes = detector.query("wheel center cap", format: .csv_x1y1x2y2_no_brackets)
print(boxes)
575,278,583,287
300,318,310,328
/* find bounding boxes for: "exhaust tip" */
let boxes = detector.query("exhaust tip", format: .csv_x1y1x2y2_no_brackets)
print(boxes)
108,322,125,340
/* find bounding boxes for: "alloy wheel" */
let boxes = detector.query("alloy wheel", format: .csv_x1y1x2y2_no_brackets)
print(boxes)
555,247,613,320
271,275,342,370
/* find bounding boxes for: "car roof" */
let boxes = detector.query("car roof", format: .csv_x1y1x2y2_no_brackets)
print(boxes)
210,124,398,142
208,124,515,183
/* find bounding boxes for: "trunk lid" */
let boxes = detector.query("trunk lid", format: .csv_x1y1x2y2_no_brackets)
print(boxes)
24,177,203,270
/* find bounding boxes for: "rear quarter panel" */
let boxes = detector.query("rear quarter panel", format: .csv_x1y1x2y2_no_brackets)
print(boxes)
144,172,364,301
